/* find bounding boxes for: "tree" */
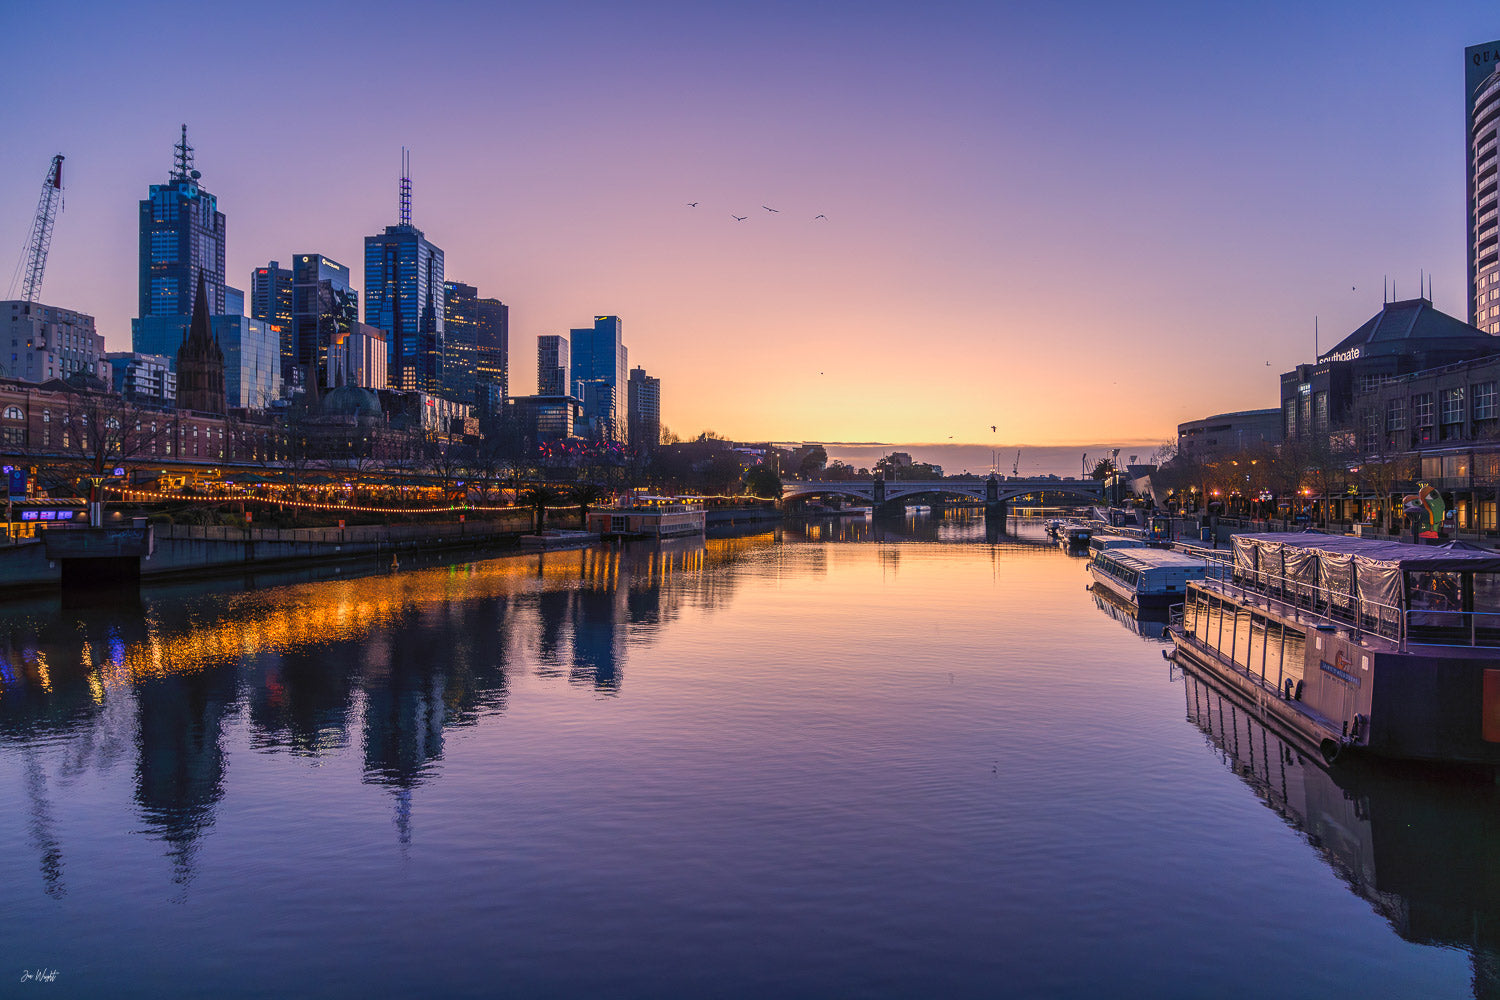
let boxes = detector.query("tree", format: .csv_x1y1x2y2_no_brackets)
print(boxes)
1089,458,1115,481
796,445,828,478
519,485,564,533
569,482,610,529
744,464,782,499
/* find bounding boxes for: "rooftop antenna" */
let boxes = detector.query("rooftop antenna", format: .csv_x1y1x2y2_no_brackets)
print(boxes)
1420,269,1424,300
173,124,196,182
1384,275,1388,304
1315,315,1319,359
398,147,412,226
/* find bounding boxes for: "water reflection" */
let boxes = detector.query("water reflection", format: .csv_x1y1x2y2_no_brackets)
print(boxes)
1089,590,1169,640
0,536,764,883
1180,665,1500,999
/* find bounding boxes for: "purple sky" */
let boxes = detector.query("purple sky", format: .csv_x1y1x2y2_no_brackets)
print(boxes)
1,1,1496,455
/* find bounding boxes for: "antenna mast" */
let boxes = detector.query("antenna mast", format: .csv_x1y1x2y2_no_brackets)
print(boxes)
399,147,412,226
18,154,65,306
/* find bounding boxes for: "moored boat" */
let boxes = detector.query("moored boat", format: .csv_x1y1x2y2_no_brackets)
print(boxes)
1167,532,1500,770
1088,546,1206,610
587,495,706,539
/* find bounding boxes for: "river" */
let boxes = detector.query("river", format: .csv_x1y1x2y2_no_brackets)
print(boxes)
0,514,1492,999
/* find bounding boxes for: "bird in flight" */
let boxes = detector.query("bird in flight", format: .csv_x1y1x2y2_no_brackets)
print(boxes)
762,205,779,213
687,202,699,208
990,425,996,432
731,215,747,222
813,214,826,220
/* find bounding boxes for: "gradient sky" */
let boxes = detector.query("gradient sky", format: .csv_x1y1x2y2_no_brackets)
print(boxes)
1,1,1495,452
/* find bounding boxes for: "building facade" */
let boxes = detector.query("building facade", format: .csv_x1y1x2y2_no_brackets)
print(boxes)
442,280,478,404
627,366,661,451
212,314,281,409
250,261,294,330
104,352,176,407
537,335,569,396
176,273,226,414
476,297,509,402
1467,39,1500,334
1177,409,1280,461
133,126,226,362
1280,296,1500,446
3,301,107,384
334,322,388,390
291,254,357,390
569,315,627,440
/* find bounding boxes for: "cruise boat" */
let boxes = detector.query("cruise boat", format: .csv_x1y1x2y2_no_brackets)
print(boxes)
1088,547,1206,610
1166,532,1500,770
587,495,706,539
1056,521,1093,548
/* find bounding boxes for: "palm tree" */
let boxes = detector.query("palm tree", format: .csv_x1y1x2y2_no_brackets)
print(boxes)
569,482,611,531
519,484,564,533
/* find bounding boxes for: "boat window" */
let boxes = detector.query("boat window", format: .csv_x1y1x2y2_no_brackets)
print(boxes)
1408,571,1463,630
1231,609,1252,670
1248,616,1267,682
1474,573,1500,619
1281,626,1305,689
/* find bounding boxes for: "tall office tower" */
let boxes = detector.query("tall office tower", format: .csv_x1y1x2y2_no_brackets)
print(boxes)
211,286,282,409
627,366,661,452
291,254,357,389
364,150,444,393
569,315,628,440
537,334,569,396
1469,40,1500,334
250,261,293,328
133,126,228,364
476,296,509,401
442,280,478,403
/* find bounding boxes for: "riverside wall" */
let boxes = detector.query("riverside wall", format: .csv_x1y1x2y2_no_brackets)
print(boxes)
0,512,536,592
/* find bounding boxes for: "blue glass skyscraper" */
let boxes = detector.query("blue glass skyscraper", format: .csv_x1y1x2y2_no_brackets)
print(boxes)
364,153,444,393
133,126,227,365
569,315,628,441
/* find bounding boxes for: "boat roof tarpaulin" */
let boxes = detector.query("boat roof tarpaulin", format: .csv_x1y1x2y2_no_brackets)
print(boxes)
1232,532,1500,611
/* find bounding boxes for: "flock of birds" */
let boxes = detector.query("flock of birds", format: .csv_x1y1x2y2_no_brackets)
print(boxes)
686,202,826,222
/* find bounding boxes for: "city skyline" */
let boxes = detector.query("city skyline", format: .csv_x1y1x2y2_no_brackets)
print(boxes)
1,2,1496,446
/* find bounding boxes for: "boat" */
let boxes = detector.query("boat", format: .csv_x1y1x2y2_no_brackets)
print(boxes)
1056,521,1093,548
1087,533,1147,555
586,495,706,539
1088,546,1206,610
1166,532,1500,770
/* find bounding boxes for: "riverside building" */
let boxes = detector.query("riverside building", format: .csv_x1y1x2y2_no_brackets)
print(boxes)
1467,39,1500,334
3,301,106,384
364,153,444,394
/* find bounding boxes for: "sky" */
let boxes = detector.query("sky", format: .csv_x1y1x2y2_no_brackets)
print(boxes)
1,0,1496,460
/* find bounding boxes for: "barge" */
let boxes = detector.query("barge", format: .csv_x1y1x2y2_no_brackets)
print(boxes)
1166,532,1500,770
1088,546,1206,611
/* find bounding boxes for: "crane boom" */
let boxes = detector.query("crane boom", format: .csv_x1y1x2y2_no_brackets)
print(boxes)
20,154,64,306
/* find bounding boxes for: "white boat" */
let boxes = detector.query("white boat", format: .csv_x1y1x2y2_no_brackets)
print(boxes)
1089,547,1207,610
587,495,706,538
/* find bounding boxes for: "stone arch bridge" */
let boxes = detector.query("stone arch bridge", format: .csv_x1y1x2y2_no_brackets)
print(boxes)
782,476,1105,514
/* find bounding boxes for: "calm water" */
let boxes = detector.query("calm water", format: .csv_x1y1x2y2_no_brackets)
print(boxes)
0,515,1494,999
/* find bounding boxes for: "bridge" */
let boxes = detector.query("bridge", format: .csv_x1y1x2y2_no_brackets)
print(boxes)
782,475,1106,513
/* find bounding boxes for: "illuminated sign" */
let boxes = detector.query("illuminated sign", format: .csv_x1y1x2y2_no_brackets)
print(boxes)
1318,346,1362,363
20,510,75,522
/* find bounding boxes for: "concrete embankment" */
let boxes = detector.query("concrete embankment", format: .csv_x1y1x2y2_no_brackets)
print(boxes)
0,513,536,593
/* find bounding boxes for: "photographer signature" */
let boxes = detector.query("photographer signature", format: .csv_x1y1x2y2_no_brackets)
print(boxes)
19,969,58,984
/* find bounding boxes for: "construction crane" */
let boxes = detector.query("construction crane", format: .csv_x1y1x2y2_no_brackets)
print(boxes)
15,154,65,309
1012,451,1020,475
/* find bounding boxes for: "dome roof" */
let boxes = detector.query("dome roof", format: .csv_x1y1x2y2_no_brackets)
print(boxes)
322,385,382,418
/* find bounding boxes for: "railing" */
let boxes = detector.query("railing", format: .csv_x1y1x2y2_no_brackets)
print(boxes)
155,514,531,547
1195,560,1408,649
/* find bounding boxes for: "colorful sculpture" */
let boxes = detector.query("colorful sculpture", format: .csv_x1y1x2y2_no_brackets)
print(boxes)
1400,483,1445,540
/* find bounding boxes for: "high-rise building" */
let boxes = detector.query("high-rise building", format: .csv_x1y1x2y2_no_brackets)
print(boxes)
628,366,661,451
3,301,107,384
569,315,628,440
1468,40,1500,335
364,152,444,393
250,262,293,328
104,352,176,407
537,334,569,397
292,254,357,389
335,322,388,390
212,312,281,409
476,296,509,401
442,280,478,404
133,126,226,363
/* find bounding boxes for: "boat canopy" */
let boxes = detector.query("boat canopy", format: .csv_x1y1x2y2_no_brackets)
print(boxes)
1231,532,1500,610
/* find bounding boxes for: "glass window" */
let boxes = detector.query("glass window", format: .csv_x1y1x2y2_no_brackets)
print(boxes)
1386,397,1406,432
1476,382,1498,420
1413,393,1435,428
1442,387,1466,425
1444,454,1470,479
1315,393,1329,432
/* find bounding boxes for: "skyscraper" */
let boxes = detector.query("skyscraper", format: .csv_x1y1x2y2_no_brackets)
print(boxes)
292,254,357,389
537,334,569,396
250,261,293,329
442,280,479,404
627,366,660,451
133,126,227,364
569,315,628,441
476,296,509,401
1468,39,1500,335
364,151,444,393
